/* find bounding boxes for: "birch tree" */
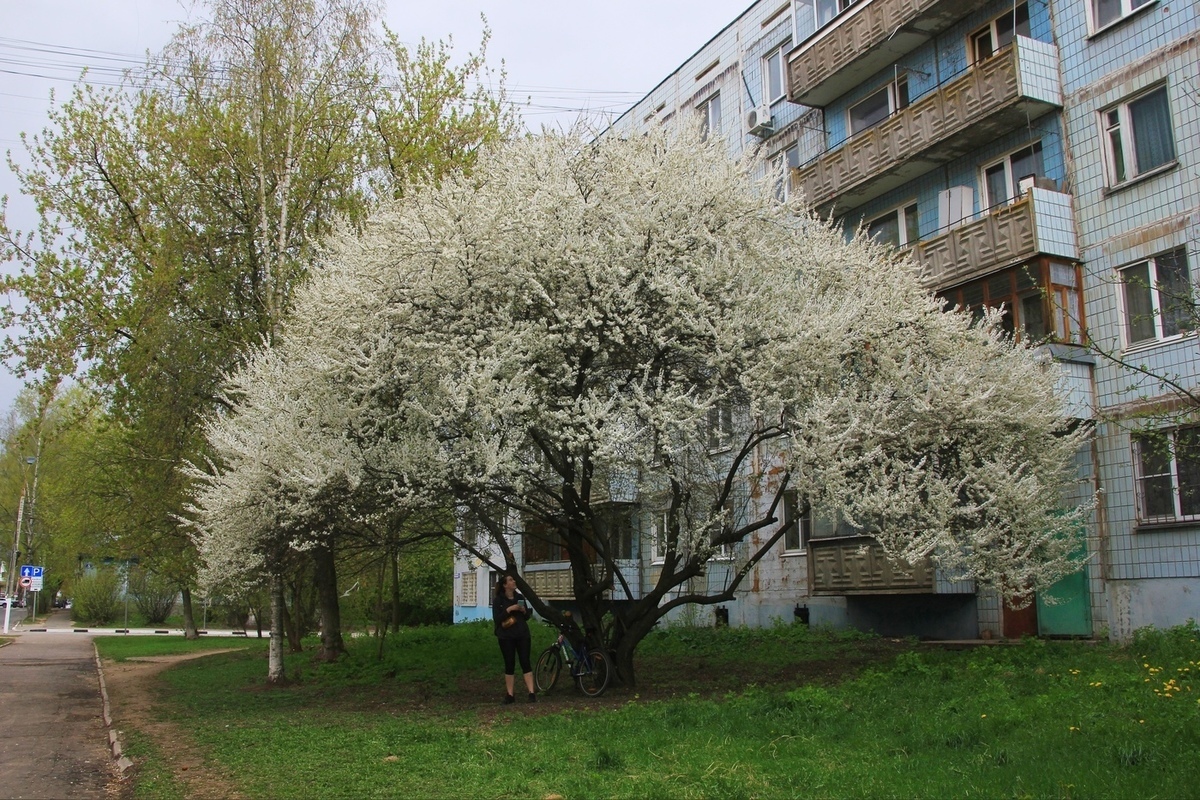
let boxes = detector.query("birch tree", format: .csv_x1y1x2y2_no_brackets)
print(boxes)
193,127,1090,685
0,0,512,654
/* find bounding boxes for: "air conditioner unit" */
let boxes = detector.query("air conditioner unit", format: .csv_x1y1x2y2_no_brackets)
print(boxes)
747,105,774,137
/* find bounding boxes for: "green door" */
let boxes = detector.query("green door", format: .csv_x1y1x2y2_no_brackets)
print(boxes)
1037,562,1092,637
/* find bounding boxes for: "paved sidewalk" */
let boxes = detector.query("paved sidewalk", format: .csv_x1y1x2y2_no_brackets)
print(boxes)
0,610,114,799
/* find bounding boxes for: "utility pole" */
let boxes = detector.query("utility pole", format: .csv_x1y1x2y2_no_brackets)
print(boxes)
24,451,40,622
3,487,26,634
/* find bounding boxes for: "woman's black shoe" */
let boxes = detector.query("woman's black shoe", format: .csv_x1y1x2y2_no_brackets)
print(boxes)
502,693,515,705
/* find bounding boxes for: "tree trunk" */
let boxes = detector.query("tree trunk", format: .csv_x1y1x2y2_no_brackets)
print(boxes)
312,542,344,662
389,549,401,634
613,640,638,690
281,593,303,653
268,573,285,683
180,586,199,640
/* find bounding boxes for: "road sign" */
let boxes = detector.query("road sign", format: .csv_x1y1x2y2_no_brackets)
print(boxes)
20,566,44,591
20,576,32,588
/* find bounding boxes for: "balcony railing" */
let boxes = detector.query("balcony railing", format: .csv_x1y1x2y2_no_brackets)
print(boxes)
807,535,934,595
787,0,993,108
915,187,1078,290
791,38,1062,218
524,566,575,600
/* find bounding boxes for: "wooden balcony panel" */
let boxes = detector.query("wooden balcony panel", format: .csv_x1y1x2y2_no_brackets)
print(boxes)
524,567,574,600
792,42,1060,217
788,0,993,108
807,536,934,595
915,189,1077,289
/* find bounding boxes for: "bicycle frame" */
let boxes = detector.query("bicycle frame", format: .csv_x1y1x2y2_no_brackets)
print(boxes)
554,632,598,678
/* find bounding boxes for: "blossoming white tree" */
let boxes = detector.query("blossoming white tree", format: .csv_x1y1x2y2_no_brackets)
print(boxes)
190,127,1089,685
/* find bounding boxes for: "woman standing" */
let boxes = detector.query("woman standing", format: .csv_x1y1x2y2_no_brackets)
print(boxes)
492,574,536,704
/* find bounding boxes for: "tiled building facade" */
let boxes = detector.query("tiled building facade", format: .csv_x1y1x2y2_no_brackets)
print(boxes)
452,0,1198,639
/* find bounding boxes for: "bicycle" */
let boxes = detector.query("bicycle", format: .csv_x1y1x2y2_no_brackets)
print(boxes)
533,611,612,697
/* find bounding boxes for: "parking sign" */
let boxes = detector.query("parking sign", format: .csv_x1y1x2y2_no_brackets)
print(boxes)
20,565,44,591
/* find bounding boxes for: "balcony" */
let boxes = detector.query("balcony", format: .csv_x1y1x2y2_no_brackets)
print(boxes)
787,0,993,108
807,535,934,595
524,566,575,600
791,37,1061,218
915,187,1078,290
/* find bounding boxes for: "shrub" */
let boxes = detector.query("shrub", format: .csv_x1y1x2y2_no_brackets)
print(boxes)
128,569,178,624
72,569,121,625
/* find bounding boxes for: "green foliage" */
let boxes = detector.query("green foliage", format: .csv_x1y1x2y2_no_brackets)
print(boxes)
128,569,178,624
71,569,121,625
111,623,1200,799
0,0,515,639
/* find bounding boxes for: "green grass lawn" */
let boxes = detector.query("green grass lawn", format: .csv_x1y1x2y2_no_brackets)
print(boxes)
96,621,1200,799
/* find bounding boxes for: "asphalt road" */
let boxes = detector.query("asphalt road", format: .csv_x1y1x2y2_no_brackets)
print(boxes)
0,610,113,799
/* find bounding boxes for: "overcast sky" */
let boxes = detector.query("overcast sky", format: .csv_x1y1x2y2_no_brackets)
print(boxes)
0,0,747,412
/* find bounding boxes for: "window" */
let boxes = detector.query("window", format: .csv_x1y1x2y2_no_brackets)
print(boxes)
815,0,856,28
772,143,801,201
594,504,635,560
764,41,791,106
699,93,722,141
1091,0,1154,32
782,489,809,552
707,403,733,451
809,507,859,539
938,261,1084,343
848,78,908,136
712,497,737,560
651,511,670,563
1102,85,1176,186
982,142,1044,208
523,517,568,564
971,2,1030,63
1120,247,1192,346
1133,428,1200,524
867,202,920,248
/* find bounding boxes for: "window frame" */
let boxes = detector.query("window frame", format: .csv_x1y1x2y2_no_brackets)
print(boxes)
1100,83,1176,187
847,77,908,137
707,402,734,452
699,93,722,142
937,260,1085,344
866,201,920,248
970,1,1030,64
522,516,568,565
772,143,801,202
1132,427,1200,525
1087,0,1155,35
980,140,1044,209
651,510,669,564
763,41,791,106
1119,247,1193,348
781,489,810,553
814,0,856,30
594,503,635,561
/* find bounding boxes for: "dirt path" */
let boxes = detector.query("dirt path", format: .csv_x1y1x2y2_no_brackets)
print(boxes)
102,651,247,800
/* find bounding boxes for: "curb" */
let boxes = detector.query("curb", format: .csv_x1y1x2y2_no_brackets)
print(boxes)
93,643,135,775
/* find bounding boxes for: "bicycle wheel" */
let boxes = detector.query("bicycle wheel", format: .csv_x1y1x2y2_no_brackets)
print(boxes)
575,648,612,697
534,647,562,693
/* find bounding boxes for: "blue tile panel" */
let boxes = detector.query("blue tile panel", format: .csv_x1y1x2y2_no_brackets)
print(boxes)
1056,0,1200,585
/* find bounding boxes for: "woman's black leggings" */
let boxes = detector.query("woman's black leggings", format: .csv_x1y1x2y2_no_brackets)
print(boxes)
498,635,532,675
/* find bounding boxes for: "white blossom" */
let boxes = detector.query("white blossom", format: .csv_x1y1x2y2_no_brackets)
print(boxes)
189,126,1090,607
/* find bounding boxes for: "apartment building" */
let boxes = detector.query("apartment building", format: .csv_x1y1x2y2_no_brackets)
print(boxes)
452,0,1198,639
